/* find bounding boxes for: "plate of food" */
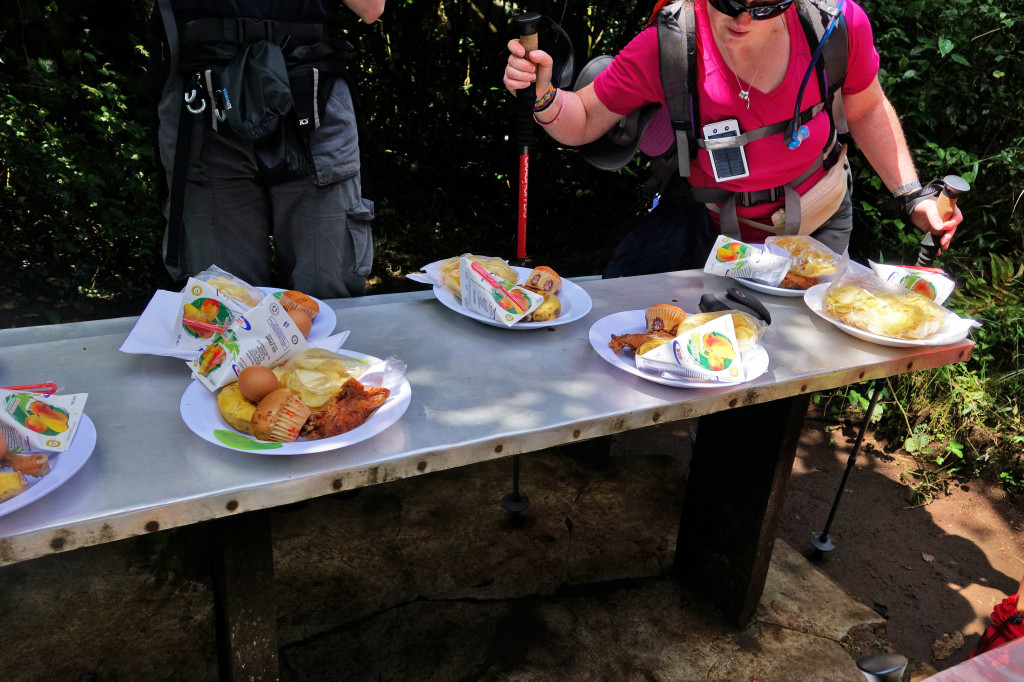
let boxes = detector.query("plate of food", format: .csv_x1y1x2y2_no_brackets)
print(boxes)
433,265,592,329
588,310,769,388
0,415,97,517
179,349,411,454
804,282,977,348
735,236,840,297
120,288,336,360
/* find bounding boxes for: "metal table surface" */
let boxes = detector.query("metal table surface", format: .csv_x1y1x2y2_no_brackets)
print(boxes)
0,270,971,566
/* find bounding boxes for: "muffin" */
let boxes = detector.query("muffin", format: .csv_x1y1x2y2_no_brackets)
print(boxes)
645,304,687,336
524,266,562,294
250,388,312,442
280,290,320,320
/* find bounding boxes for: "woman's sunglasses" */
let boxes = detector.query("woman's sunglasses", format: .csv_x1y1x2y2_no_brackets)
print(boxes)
708,0,795,20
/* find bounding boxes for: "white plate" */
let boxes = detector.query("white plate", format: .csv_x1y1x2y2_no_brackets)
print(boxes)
588,311,770,388
119,289,337,360
734,277,808,297
433,267,593,329
0,415,97,518
804,283,975,347
179,350,411,454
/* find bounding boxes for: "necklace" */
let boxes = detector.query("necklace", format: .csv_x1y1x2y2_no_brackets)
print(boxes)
725,22,778,110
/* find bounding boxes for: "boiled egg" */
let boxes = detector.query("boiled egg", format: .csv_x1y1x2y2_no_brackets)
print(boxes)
237,365,280,403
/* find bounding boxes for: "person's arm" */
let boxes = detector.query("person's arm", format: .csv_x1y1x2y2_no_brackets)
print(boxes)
844,78,963,249
342,0,385,24
1017,572,1024,611
503,40,623,146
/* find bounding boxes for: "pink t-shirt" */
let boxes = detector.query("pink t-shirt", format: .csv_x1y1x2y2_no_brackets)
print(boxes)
594,0,880,242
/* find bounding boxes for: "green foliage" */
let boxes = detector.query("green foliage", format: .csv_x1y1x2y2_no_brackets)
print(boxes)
0,0,172,302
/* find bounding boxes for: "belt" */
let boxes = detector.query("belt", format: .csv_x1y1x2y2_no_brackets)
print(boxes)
182,17,324,45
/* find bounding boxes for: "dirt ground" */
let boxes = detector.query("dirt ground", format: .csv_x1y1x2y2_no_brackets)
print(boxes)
778,406,1024,673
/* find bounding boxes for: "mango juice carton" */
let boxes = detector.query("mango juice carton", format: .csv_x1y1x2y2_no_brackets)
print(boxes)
459,257,542,327
869,261,955,305
173,277,252,352
0,389,88,453
190,293,309,392
634,314,746,383
703,235,791,286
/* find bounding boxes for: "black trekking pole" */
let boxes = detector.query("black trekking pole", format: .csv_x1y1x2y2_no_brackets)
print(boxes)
809,379,883,558
500,12,541,524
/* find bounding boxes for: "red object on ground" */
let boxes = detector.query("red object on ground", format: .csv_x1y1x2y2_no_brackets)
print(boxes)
971,593,1024,658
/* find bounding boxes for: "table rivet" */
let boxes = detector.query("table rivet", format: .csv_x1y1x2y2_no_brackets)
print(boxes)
417,461,427,472
494,444,503,453
225,500,238,512
332,479,342,490
729,398,738,407
858,372,865,379
573,430,581,438
906,362,914,370
145,521,159,533
50,537,65,550
652,413,661,423
800,385,808,392
959,350,965,359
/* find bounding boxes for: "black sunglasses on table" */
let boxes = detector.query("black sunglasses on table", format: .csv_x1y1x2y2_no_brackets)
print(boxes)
708,0,795,20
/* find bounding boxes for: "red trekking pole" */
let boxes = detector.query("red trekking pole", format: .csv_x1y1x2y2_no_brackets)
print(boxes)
513,12,541,266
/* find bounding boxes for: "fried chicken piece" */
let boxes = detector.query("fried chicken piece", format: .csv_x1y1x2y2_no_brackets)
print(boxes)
778,271,819,290
1,451,50,477
608,332,672,355
300,378,391,439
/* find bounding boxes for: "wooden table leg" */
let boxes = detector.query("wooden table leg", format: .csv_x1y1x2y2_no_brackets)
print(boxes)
211,509,279,681
675,394,810,626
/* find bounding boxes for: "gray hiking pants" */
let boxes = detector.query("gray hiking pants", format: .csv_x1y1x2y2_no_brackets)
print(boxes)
159,76,373,299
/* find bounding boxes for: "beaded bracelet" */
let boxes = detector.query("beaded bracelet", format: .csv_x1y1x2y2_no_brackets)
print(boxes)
534,90,565,127
533,84,557,113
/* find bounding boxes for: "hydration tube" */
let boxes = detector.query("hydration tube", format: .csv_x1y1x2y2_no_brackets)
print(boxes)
787,0,847,149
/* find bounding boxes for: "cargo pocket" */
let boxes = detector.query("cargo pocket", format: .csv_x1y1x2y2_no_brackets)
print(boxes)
347,197,375,277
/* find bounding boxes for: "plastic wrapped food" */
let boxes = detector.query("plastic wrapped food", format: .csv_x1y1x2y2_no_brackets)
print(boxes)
274,349,373,409
196,264,265,309
765,235,839,278
822,283,947,339
438,254,518,295
673,310,766,352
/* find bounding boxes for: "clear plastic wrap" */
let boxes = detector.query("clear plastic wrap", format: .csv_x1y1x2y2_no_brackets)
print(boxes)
195,264,265,309
765,235,839,278
274,349,377,409
673,310,766,352
822,254,948,339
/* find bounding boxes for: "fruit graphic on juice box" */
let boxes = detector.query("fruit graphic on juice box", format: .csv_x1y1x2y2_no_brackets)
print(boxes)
716,241,745,263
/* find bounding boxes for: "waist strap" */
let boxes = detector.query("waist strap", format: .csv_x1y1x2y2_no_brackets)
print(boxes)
665,135,841,206
183,17,324,45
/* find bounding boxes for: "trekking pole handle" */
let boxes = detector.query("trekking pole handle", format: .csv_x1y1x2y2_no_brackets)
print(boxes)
916,175,970,267
515,12,542,150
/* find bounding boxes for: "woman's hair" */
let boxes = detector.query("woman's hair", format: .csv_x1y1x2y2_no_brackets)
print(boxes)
648,0,674,26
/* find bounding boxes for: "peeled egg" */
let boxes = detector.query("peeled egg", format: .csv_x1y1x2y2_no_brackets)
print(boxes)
287,308,313,337
237,365,280,403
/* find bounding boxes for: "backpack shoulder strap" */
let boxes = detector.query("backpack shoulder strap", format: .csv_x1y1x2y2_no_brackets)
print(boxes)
657,0,698,178
796,0,849,133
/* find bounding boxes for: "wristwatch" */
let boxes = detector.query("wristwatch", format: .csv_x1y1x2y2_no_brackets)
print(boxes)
892,180,922,197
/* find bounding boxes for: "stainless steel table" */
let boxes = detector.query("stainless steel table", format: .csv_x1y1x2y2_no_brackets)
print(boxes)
0,271,972,680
